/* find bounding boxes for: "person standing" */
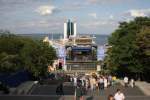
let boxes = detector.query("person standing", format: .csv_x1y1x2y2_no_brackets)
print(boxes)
112,76,117,86
56,83,64,95
130,78,135,88
75,82,84,100
85,78,89,91
104,77,108,88
74,76,77,87
108,75,112,86
89,77,94,91
114,89,125,100
93,77,96,91
124,76,128,87
99,76,104,90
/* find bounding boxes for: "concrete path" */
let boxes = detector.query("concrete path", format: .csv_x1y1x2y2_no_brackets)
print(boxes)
1,80,150,100
135,81,150,96
118,80,150,96
10,81,35,95
0,95,150,100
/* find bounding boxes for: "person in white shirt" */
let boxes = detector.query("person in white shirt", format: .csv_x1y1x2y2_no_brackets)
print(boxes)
130,78,135,88
114,89,125,100
104,77,108,88
99,76,104,90
73,77,77,87
124,76,128,87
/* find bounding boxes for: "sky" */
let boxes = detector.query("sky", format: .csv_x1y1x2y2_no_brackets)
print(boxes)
0,0,150,35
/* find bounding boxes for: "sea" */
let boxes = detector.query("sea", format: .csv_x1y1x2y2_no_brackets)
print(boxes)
17,33,109,46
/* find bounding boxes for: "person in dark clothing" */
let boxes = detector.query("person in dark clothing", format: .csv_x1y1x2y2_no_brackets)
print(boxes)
56,83,64,95
75,81,84,100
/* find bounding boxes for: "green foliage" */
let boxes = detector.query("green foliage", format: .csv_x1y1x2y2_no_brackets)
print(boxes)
105,17,150,78
0,31,57,77
136,27,150,74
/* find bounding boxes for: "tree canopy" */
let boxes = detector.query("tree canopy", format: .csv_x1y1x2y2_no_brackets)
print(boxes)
0,31,57,78
105,17,150,80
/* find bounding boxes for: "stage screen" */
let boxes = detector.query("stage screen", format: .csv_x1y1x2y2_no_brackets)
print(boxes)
66,46,97,61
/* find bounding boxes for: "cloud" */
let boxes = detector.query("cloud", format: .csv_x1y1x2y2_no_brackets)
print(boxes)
88,13,97,19
79,19,118,35
109,15,114,19
87,0,121,4
88,0,97,3
124,8,150,17
80,20,118,28
61,1,89,11
4,18,64,34
17,18,63,28
35,5,57,16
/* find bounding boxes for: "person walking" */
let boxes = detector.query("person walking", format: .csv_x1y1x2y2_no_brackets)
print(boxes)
114,89,125,100
75,81,84,100
56,83,64,95
85,78,89,91
93,77,96,91
104,77,108,88
124,76,128,87
108,75,112,86
130,78,135,88
74,76,77,87
112,75,117,86
99,76,104,90
89,77,94,91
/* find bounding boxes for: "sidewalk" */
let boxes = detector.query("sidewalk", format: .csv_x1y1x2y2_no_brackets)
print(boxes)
10,81,35,95
135,81,150,96
118,80,150,96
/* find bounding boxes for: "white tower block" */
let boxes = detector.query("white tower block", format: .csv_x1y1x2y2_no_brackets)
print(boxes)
74,23,77,37
64,23,67,40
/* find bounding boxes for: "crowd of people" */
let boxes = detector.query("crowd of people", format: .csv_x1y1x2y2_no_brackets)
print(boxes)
52,72,136,100
70,74,135,100
124,76,135,88
71,74,117,92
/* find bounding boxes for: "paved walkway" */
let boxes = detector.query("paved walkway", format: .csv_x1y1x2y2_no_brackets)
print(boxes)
10,81,35,95
0,95,150,100
87,84,145,96
27,81,149,100
119,80,150,96
135,81,150,96
1,80,150,100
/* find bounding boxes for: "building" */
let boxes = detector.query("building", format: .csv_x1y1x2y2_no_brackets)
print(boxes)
64,19,76,39
44,19,99,74
65,36,98,74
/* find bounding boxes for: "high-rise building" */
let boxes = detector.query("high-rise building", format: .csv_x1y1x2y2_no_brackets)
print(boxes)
64,19,76,39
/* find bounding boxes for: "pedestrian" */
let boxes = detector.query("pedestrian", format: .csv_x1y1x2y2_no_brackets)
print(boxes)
130,78,135,88
56,83,64,95
74,76,77,87
108,75,112,86
89,77,94,91
108,94,114,100
70,76,73,82
104,77,108,88
93,77,96,90
75,81,84,100
112,75,117,86
99,76,104,90
124,76,128,87
85,78,89,91
114,89,125,100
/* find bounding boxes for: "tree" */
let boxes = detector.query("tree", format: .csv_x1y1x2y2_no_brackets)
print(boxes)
105,17,150,79
0,31,57,78
136,27,150,80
